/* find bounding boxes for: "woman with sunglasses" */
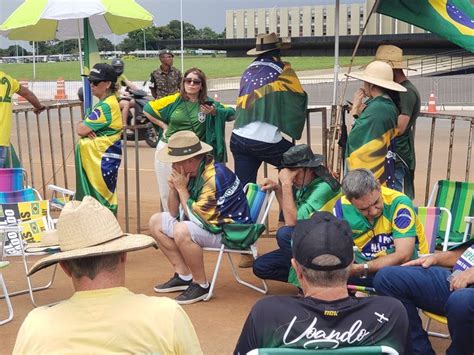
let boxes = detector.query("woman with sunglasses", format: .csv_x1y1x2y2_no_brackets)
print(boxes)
144,67,235,211
75,63,123,215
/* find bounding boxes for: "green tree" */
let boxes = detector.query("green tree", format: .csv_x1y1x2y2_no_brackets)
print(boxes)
97,38,114,52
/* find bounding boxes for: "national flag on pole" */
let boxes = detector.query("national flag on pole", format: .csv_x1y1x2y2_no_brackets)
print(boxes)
377,0,474,52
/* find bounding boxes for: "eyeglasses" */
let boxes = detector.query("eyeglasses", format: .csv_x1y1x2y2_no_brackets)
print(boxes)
90,80,104,86
184,78,202,85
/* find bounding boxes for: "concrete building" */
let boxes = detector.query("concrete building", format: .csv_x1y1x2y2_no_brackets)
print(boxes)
225,1,425,39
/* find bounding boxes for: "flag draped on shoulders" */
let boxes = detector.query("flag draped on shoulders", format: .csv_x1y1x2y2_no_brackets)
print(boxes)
75,95,123,215
235,56,308,140
377,0,474,52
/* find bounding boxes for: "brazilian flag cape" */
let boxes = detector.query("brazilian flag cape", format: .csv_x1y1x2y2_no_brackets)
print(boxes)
234,56,308,140
75,95,123,215
345,96,398,188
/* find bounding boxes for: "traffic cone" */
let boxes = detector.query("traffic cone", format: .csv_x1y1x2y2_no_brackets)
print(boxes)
15,79,29,104
427,93,437,113
54,77,68,100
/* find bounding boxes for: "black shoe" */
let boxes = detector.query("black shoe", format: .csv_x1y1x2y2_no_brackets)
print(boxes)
154,273,192,293
175,282,210,305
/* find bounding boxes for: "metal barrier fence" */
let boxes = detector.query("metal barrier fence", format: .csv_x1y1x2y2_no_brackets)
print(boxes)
10,103,473,232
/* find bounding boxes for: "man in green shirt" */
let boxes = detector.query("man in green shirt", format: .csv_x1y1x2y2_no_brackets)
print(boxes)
252,144,341,283
373,45,421,199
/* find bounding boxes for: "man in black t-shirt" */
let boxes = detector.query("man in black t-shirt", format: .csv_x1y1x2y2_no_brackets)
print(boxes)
234,212,409,354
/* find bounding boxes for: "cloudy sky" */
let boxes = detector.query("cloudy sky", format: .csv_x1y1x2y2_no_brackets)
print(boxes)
0,0,361,48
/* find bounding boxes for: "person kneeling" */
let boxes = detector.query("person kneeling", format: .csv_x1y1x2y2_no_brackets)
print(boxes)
149,130,252,304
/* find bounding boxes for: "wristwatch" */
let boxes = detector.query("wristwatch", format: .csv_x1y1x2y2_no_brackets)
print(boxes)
361,263,369,279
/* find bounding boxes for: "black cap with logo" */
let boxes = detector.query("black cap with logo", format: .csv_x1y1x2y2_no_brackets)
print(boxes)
292,212,354,271
82,63,117,82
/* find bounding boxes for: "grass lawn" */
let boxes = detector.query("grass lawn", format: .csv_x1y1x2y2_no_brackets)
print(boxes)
0,56,373,81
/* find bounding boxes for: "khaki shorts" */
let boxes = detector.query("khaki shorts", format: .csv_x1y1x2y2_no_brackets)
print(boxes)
161,212,223,248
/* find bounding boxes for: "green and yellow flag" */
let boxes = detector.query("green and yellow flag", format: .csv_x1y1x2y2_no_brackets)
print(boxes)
377,0,474,52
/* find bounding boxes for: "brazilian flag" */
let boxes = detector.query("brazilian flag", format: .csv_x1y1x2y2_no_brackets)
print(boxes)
377,0,474,52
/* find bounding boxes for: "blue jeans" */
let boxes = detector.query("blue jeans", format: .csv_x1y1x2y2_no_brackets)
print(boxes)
374,266,474,355
230,133,294,187
253,226,294,282
0,146,7,168
393,163,414,199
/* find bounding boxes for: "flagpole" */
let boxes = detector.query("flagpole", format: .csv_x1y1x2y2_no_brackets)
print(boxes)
32,41,36,79
180,0,184,73
332,0,340,105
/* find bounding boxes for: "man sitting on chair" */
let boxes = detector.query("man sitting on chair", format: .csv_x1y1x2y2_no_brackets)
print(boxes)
334,168,428,287
374,239,474,355
252,144,340,286
149,130,252,304
234,212,409,354
13,196,202,354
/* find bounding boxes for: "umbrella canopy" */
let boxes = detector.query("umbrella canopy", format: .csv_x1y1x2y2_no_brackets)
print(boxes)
0,0,153,41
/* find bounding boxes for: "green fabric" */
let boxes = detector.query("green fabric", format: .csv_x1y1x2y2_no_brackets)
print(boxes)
377,0,474,52
435,180,474,244
235,90,308,140
3,144,21,168
164,101,205,142
221,223,266,250
295,178,341,220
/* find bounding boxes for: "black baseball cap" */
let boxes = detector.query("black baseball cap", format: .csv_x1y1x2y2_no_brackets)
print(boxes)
292,212,354,271
82,63,117,82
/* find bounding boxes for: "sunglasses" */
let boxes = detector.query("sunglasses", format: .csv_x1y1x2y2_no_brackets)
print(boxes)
90,80,104,86
184,78,202,85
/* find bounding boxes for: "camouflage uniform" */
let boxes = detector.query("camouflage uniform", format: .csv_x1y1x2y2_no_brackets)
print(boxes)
150,66,182,99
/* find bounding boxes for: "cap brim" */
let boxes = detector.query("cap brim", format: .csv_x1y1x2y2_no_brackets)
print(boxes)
345,72,407,92
28,234,157,276
361,60,416,71
156,142,213,163
277,156,324,169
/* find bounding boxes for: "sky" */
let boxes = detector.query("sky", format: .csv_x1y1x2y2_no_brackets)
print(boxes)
0,0,361,49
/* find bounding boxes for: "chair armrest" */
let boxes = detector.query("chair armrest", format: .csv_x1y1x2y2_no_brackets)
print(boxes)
464,216,474,223
47,184,75,196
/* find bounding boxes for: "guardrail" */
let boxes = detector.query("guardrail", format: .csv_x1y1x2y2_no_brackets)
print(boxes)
407,49,474,77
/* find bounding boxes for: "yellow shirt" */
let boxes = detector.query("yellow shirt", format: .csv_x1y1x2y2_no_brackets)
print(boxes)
0,71,21,146
13,287,203,355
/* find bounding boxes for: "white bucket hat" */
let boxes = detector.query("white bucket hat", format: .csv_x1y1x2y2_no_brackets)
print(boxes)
346,61,407,92
156,130,213,163
27,196,157,276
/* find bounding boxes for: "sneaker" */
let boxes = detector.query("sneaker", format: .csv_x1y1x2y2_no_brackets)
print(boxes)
175,282,210,305
154,273,192,293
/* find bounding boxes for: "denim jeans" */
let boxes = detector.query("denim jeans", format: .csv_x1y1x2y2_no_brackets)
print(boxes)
253,226,294,282
393,163,414,199
230,133,294,187
374,266,474,355
0,146,7,168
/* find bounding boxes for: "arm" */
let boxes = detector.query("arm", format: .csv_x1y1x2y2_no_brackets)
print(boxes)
397,114,411,135
76,121,94,137
167,179,180,218
170,167,191,219
144,111,167,131
278,169,299,226
17,85,45,114
351,237,416,276
349,88,367,118
403,247,465,268
124,79,140,91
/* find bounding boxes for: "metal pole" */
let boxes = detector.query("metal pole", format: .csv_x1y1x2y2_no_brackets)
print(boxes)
143,29,147,59
32,41,36,79
332,0,340,105
180,0,184,73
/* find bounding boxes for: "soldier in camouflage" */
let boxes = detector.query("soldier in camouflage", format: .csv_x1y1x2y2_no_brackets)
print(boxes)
149,50,182,99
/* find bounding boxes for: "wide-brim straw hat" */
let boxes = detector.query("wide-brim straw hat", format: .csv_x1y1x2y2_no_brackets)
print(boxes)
373,44,415,70
346,61,407,92
27,196,157,276
247,32,283,56
156,130,213,163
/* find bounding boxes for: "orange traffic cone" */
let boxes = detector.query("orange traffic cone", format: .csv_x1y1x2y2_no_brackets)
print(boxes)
427,93,437,113
54,77,68,100
15,79,29,104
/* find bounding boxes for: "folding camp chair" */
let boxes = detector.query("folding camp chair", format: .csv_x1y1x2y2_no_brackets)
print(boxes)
0,259,13,326
47,184,75,210
0,168,27,192
247,345,399,354
427,180,474,250
202,183,275,301
415,207,451,255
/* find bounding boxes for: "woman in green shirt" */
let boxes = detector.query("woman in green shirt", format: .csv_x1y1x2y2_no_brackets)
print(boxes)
144,67,235,211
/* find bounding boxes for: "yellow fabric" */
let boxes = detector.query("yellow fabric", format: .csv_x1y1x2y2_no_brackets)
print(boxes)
146,92,181,119
422,310,448,325
13,287,202,355
0,72,21,146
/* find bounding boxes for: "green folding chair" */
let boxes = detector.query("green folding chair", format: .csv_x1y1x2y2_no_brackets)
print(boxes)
427,180,474,251
247,345,399,354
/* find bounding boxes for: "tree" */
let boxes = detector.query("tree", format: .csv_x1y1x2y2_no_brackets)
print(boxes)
97,38,114,52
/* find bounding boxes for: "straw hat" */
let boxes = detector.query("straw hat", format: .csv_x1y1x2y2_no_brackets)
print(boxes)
374,45,415,70
27,196,157,276
345,61,407,92
156,130,213,163
247,33,282,56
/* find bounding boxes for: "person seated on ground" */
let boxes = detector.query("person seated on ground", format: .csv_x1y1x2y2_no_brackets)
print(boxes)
234,212,409,354
374,239,474,355
13,196,202,355
149,130,252,304
111,57,140,125
334,168,428,287
253,144,340,285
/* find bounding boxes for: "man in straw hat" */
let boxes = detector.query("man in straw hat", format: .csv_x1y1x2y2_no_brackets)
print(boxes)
334,169,428,288
345,60,407,188
234,212,409,354
373,44,421,199
13,196,202,354
149,130,251,304
230,32,308,268
253,144,341,288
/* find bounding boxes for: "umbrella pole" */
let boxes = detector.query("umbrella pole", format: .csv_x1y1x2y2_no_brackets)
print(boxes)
32,41,36,79
332,0,340,105
77,20,84,75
